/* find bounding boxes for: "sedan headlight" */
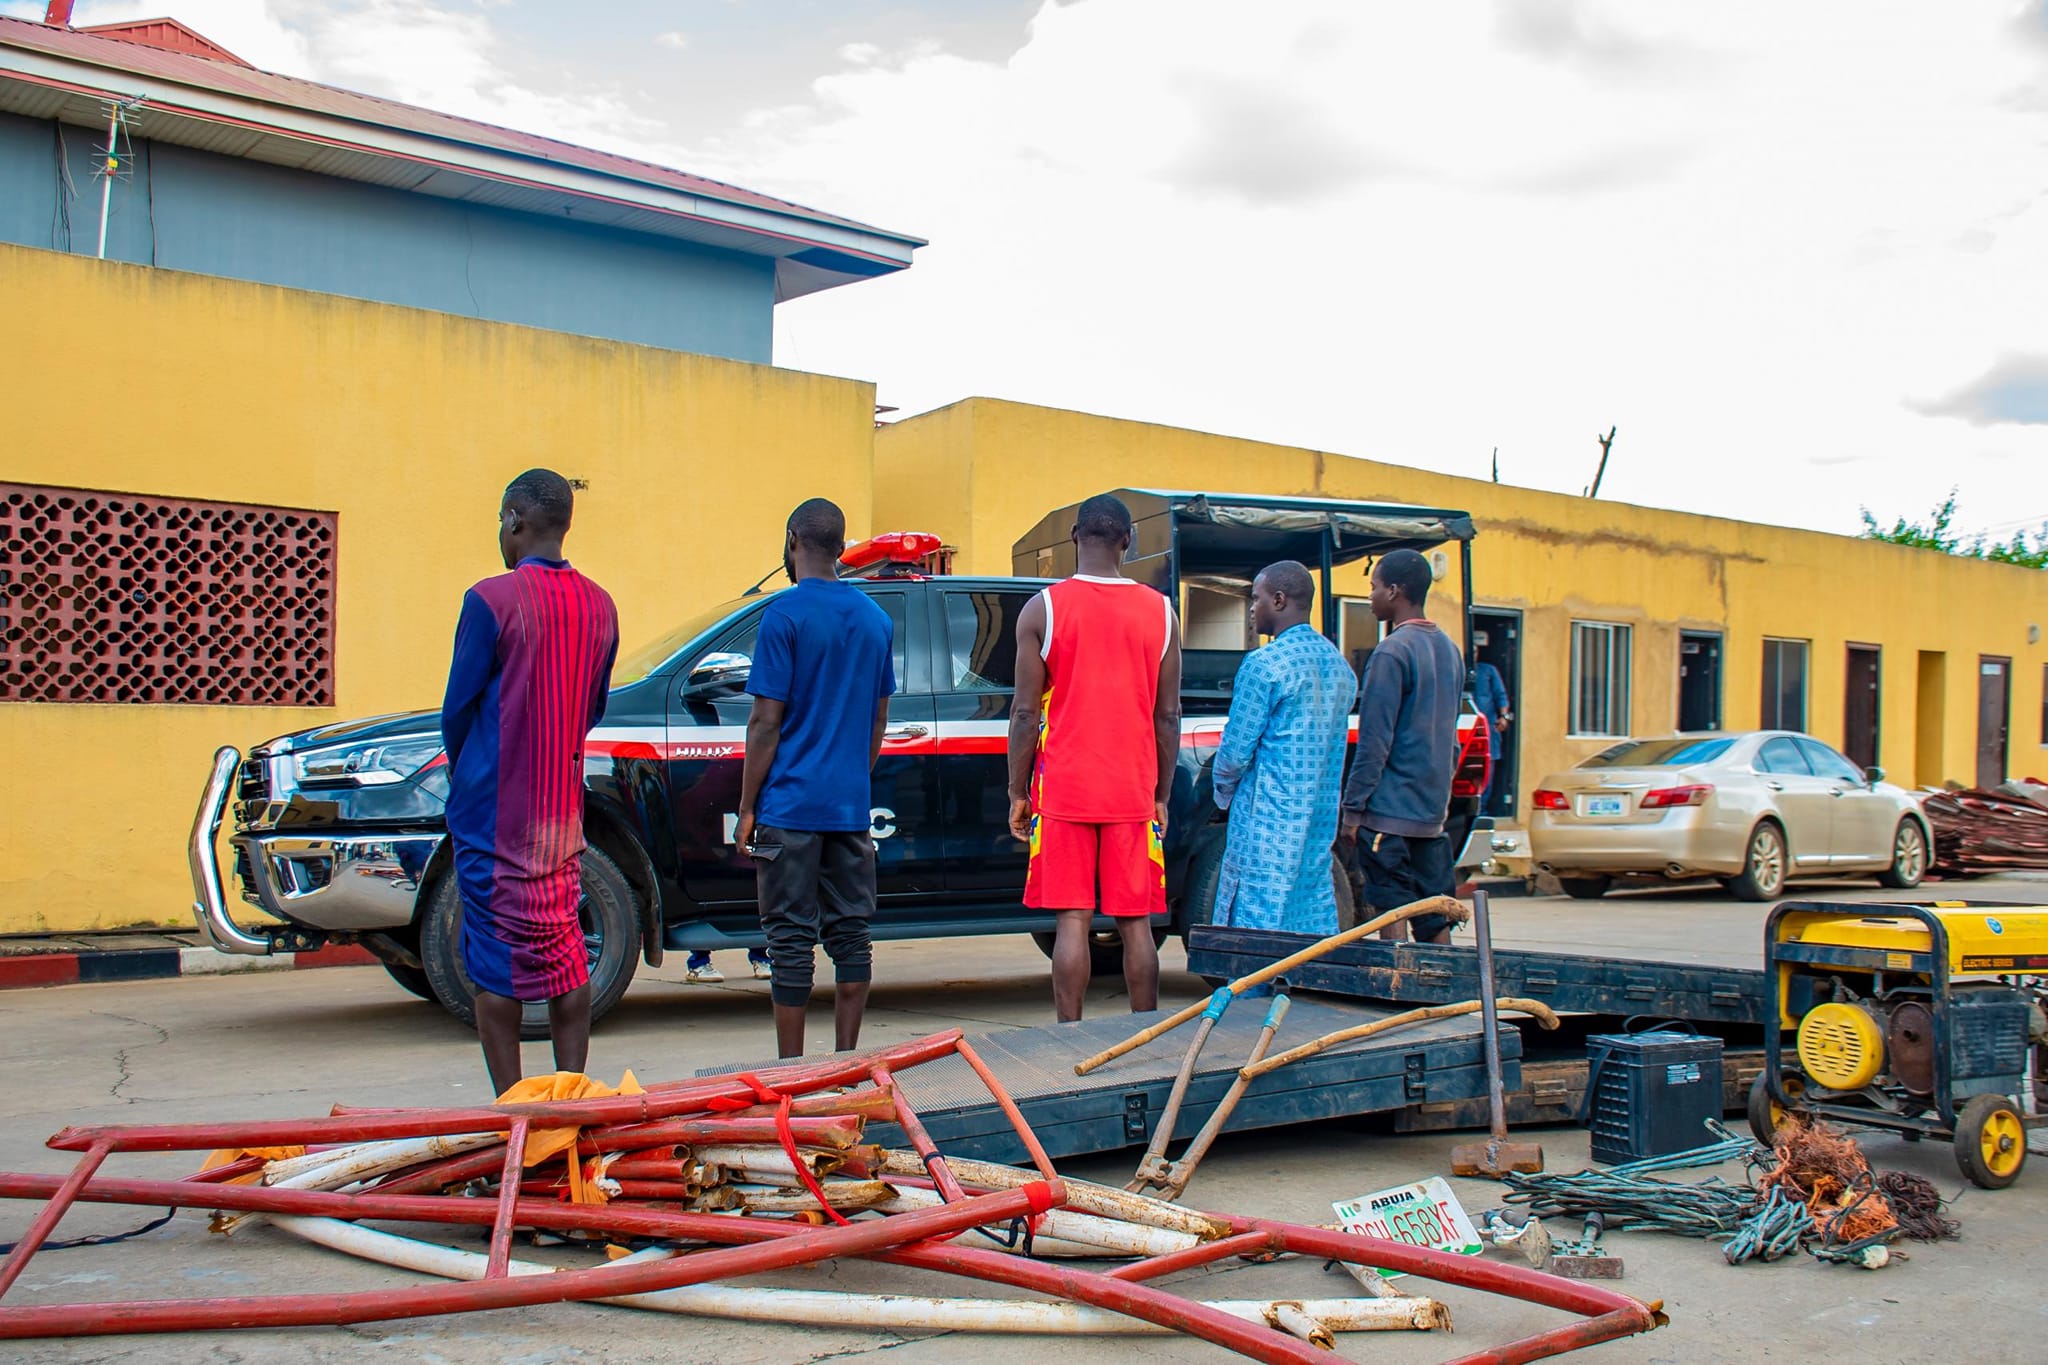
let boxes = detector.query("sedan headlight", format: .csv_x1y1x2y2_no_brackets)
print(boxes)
294,735,444,788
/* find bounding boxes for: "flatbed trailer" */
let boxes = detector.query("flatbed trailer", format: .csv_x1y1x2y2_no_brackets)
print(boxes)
705,997,1516,1165
1186,924,1773,1029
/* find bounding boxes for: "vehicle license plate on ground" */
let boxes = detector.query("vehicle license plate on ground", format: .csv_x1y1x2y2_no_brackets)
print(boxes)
1332,1177,1481,1279
1582,794,1627,817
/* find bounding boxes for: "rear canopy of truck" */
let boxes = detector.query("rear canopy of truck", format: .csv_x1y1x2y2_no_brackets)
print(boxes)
1012,488,1474,601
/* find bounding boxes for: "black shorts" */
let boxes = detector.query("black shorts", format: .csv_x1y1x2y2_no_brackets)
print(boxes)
752,827,876,1007
1353,829,1455,940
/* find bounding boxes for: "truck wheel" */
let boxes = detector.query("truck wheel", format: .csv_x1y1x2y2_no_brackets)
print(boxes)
420,847,640,1041
1955,1092,2027,1189
1029,926,1167,979
382,961,435,1001
1559,876,1613,900
1876,820,1928,889
1723,821,1787,902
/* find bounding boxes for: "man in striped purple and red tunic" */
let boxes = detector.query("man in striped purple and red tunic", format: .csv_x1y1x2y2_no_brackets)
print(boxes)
441,469,619,1094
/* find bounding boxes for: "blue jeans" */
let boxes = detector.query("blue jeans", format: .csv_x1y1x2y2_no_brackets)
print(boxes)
687,949,771,970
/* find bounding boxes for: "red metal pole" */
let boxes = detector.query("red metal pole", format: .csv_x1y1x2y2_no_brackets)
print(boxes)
874,1067,966,1203
485,1119,526,1278
54,1034,962,1155
0,1180,1055,1338
0,1139,110,1301
1103,1229,1275,1282
879,1239,1328,1365
43,2,76,27
953,1039,1059,1182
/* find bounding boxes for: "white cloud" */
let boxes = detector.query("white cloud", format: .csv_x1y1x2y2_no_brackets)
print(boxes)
732,0,2048,535
655,29,686,51
839,41,881,66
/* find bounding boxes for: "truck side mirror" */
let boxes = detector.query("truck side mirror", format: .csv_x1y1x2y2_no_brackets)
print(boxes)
685,651,752,695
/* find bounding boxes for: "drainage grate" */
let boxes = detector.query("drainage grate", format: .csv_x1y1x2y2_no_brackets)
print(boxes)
0,483,337,706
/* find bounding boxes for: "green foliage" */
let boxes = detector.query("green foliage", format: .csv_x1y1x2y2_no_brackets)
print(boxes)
1860,489,2048,569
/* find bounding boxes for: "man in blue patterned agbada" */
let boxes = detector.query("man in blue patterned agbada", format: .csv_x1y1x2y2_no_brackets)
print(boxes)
1210,560,1357,934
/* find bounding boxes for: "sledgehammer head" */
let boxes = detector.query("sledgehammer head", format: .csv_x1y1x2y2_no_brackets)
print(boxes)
1450,1136,1545,1178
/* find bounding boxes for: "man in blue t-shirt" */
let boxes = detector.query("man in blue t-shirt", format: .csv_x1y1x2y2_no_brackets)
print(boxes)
735,498,896,1058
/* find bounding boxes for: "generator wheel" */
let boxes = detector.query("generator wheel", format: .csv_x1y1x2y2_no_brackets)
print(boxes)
1955,1093,2027,1189
1747,1071,1803,1144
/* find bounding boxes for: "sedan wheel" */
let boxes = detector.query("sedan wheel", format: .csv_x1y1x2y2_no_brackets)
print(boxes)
1725,821,1786,902
1877,820,1928,889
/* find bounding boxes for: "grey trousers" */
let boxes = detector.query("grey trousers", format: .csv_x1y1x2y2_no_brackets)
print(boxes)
753,826,876,1007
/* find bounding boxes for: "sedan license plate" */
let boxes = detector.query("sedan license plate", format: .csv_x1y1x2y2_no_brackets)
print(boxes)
1582,794,1627,817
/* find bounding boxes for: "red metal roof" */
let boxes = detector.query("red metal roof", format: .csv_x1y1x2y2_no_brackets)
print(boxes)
74,18,250,67
0,15,918,246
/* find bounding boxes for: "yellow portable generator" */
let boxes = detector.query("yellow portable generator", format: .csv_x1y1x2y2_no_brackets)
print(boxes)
1750,901,2047,1188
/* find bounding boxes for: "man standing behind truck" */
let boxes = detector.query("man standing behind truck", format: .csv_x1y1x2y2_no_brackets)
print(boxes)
1008,494,1183,1022
1339,548,1465,945
735,499,895,1059
1210,561,1355,936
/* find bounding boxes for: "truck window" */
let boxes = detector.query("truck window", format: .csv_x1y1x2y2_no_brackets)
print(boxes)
942,589,1036,691
714,591,912,695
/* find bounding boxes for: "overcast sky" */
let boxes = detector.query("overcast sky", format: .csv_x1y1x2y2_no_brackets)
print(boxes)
16,0,2048,540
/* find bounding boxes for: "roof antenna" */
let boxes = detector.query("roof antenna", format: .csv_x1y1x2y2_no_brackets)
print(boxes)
1585,425,1616,498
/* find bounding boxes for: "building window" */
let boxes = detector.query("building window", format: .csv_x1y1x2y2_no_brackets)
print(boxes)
1570,621,1632,737
0,484,336,706
1760,637,1809,732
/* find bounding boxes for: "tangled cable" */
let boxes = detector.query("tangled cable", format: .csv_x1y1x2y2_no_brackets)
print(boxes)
1502,1167,1758,1237
1876,1170,1960,1242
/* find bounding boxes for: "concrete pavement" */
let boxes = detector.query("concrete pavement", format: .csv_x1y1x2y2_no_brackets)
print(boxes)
2,879,2045,1362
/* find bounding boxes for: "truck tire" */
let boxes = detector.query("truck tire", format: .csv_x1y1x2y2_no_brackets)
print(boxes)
382,961,435,1001
1559,876,1613,900
1029,926,1167,979
419,847,640,1041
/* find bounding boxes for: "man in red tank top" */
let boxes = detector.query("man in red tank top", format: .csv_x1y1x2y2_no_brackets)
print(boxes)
1008,495,1183,1021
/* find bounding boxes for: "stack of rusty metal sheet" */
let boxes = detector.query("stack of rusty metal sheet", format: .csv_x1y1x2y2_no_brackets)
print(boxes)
1921,783,2048,875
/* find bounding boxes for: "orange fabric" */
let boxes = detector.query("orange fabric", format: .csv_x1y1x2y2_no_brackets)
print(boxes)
495,1070,642,1205
200,1145,307,1186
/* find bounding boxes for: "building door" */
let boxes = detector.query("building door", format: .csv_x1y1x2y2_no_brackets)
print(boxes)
1471,609,1521,818
1678,632,1722,731
1978,656,2012,789
1844,644,1881,771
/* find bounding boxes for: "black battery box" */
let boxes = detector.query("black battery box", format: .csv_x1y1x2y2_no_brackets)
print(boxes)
1582,1031,1724,1165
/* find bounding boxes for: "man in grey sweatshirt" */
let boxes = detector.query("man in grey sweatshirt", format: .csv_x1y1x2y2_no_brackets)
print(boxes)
1339,549,1466,943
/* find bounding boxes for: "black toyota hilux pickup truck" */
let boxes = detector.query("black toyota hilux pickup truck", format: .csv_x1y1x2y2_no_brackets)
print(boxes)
190,490,1491,1034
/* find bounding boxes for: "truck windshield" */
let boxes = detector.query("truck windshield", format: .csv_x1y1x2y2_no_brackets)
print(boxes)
1581,737,1736,768
612,597,756,685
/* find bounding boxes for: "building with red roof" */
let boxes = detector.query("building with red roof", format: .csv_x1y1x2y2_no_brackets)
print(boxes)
0,6,923,362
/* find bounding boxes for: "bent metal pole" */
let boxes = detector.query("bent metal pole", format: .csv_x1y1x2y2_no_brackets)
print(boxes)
1074,895,1468,1075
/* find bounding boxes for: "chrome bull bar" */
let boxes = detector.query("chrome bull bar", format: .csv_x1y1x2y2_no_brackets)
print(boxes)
189,745,272,955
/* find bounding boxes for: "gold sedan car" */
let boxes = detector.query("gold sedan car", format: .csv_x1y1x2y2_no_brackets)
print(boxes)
1528,732,1932,901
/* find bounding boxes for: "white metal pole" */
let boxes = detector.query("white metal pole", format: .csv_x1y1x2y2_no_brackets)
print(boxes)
95,103,118,259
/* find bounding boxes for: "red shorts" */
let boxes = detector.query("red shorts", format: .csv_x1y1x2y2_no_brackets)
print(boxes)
1024,816,1166,918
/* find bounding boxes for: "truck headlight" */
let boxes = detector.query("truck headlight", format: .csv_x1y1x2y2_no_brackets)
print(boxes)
294,735,444,788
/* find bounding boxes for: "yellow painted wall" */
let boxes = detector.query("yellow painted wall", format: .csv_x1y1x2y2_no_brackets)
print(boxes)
875,398,2048,808
1,244,876,934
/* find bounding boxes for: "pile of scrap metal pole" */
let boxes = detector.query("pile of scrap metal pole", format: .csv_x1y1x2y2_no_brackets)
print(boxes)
1922,782,2048,874
0,1030,1661,1361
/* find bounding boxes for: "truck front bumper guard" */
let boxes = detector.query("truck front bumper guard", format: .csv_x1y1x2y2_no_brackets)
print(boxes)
190,746,440,954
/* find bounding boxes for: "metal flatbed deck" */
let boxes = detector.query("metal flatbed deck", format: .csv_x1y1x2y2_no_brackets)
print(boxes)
703,997,1516,1165
1186,925,1773,1028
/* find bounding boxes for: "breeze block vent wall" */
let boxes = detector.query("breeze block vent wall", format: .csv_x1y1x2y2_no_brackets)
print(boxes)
0,484,337,706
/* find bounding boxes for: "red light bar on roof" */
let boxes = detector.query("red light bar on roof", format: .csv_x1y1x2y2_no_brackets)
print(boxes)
839,532,943,569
